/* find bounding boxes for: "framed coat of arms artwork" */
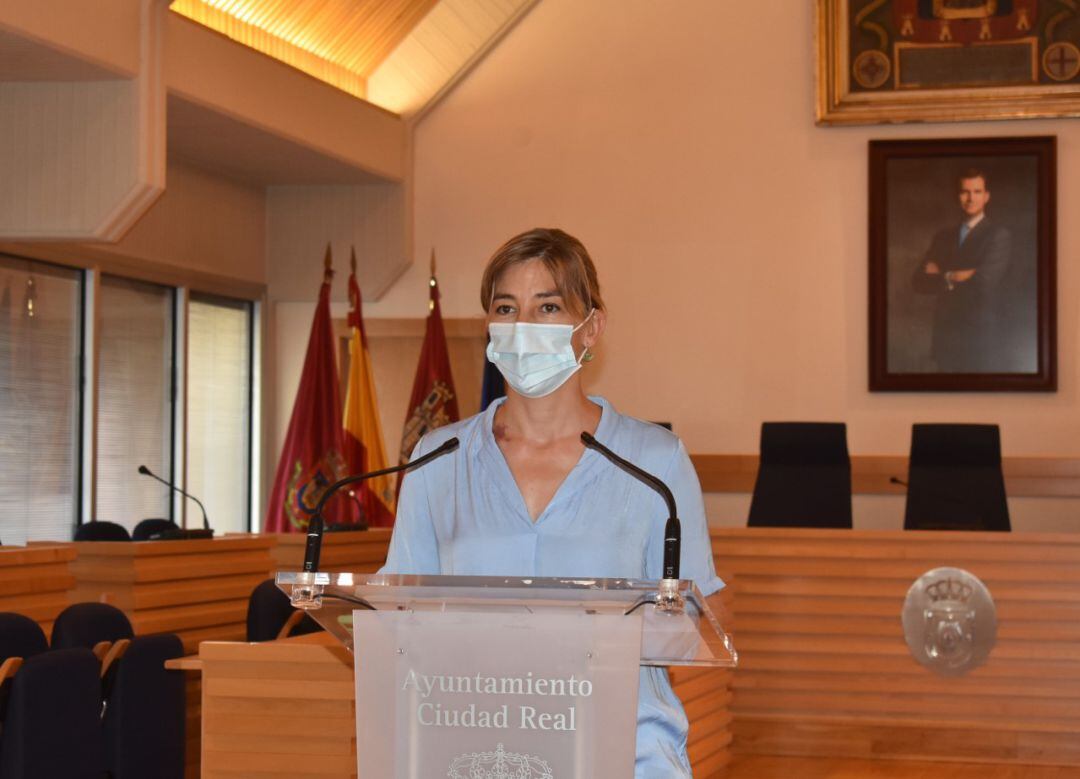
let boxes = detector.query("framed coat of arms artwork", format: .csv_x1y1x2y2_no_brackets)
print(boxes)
817,0,1080,124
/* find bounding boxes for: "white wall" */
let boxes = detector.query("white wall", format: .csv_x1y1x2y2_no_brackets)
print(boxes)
364,0,1080,458
349,0,1080,529
101,159,266,283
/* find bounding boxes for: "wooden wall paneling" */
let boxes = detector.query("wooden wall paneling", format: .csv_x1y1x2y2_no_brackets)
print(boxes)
270,528,392,575
199,634,356,778
713,528,1080,766
184,672,202,779
0,544,75,637
691,454,1080,497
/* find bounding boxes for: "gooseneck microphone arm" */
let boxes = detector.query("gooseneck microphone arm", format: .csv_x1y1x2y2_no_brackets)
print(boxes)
137,465,210,530
302,437,461,573
580,432,681,581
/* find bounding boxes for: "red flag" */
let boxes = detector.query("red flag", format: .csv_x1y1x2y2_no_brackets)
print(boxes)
264,246,352,532
397,251,459,492
342,248,395,527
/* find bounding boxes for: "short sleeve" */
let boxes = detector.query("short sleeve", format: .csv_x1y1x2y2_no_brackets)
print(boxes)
379,438,442,575
647,439,724,596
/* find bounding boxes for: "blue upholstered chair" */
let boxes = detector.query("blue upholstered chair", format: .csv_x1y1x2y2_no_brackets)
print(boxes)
74,521,131,542
132,518,180,541
103,633,185,779
51,602,134,651
748,422,853,529
246,578,324,642
0,648,106,778
903,423,1010,532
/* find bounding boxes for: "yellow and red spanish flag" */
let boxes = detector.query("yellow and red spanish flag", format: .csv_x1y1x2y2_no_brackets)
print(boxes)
397,250,459,493
264,246,352,532
342,248,395,527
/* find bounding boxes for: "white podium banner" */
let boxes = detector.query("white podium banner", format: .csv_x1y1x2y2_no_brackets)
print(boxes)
354,609,642,778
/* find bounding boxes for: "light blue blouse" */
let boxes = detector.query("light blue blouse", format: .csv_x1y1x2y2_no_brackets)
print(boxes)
381,396,724,777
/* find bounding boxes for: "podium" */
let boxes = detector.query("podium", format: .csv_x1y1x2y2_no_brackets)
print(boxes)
277,572,735,777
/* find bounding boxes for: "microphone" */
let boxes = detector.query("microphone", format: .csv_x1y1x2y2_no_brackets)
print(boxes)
302,437,461,573
137,465,213,539
580,432,683,610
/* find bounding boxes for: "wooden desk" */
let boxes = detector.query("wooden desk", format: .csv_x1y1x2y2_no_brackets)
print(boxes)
268,528,392,575
0,543,75,637
713,528,1080,768
70,535,274,653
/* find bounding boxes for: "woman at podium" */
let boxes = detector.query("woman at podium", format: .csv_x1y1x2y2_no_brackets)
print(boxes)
383,227,724,778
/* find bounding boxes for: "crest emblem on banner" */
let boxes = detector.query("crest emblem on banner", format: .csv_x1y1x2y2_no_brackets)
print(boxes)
399,381,455,458
448,743,553,779
284,450,348,530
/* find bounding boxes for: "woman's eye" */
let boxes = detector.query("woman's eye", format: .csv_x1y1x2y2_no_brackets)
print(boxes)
495,305,514,315
540,303,561,314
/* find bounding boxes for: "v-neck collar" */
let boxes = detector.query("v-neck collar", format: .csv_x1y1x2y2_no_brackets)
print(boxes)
478,395,617,527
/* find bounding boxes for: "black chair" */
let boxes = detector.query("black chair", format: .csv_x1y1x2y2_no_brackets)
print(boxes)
74,521,131,542
103,633,185,779
131,518,180,541
51,602,134,651
748,422,853,529
0,614,48,661
903,423,1010,532
0,648,107,778
246,579,324,642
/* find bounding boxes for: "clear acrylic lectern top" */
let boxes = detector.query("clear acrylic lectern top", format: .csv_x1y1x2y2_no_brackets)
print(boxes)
276,572,737,668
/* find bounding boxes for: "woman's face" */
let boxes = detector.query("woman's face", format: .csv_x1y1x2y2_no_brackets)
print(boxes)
486,258,603,358
486,259,583,326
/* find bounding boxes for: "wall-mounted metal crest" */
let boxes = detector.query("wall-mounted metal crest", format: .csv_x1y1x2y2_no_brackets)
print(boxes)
902,567,996,676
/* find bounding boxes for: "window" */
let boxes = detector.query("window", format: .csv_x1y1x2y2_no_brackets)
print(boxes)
186,294,253,533
0,255,82,544
95,276,174,530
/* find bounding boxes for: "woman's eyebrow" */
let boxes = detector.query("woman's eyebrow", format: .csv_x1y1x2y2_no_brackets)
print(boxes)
534,290,562,299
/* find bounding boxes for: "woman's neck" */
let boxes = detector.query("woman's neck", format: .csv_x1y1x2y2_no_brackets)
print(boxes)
494,385,601,445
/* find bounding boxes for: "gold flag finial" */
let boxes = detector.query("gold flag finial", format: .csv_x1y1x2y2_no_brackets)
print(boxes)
350,246,357,275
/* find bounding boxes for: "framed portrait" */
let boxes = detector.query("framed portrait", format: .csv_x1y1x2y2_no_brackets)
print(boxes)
868,136,1056,391
817,0,1080,124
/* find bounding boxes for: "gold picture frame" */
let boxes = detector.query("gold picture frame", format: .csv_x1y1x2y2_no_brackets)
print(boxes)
817,0,1080,125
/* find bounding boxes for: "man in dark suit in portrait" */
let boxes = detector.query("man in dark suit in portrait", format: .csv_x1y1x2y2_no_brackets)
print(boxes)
912,168,1011,373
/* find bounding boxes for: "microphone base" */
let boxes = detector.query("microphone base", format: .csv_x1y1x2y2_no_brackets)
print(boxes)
289,573,324,610
655,578,685,615
148,528,215,541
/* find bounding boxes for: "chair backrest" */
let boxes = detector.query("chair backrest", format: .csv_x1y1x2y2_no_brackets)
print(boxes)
0,614,48,662
103,633,185,779
0,648,106,778
904,423,1010,531
131,518,180,541
74,521,131,542
246,579,324,642
51,602,135,651
748,422,853,528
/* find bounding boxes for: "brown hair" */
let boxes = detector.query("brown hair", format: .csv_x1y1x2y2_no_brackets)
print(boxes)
479,228,605,318
958,167,990,191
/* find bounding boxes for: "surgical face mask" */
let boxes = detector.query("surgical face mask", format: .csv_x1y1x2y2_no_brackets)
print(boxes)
486,310,594,399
